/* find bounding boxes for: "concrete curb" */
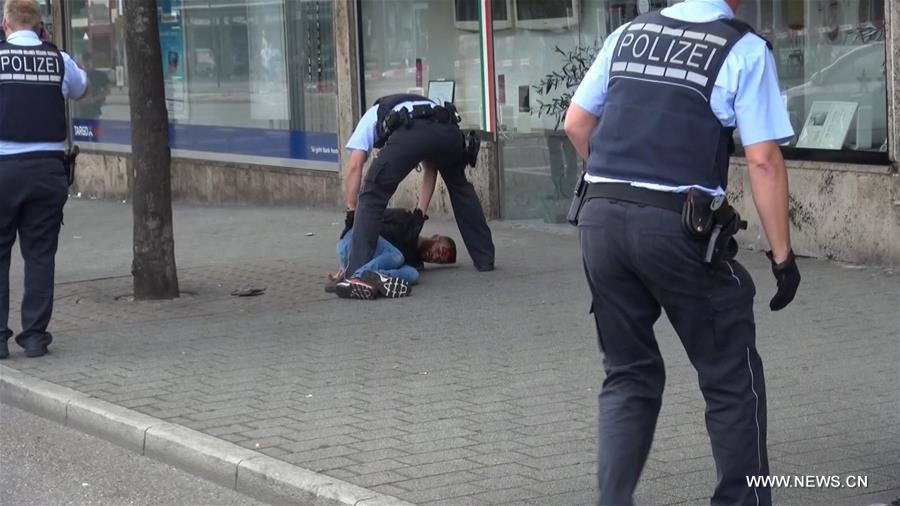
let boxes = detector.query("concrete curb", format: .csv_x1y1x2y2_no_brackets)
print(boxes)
0,365,417,506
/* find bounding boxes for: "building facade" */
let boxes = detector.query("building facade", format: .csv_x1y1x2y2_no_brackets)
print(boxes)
2,0,896,263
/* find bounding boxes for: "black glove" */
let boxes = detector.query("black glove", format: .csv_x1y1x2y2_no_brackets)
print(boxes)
340,209,354,239
412,208,428,228
767,249,800,311
464,130,481,168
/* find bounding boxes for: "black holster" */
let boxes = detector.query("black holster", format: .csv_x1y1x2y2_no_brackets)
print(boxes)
680,188,746,265
566,173,588,226
64,144,80,186
374,108,410,149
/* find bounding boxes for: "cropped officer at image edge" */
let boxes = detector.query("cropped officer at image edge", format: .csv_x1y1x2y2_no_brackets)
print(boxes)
1,0,89,359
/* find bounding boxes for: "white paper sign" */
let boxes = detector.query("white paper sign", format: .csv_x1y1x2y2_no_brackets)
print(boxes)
796,101,858,150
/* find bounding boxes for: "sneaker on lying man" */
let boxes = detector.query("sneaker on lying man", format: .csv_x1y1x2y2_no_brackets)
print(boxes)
335,277,378,300
360,271,411,299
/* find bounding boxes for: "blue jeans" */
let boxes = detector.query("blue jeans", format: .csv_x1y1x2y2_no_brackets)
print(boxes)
338,231,419,285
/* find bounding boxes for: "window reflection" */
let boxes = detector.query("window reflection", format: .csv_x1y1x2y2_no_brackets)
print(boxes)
66,0,336,133
360,0,485,130
492,0,888,222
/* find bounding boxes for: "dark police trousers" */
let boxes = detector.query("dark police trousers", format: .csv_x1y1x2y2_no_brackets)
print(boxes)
346,120,494,276
579,198,770,506
0,155,68,349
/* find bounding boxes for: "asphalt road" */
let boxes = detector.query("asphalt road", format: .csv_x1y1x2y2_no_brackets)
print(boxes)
0,403,266,506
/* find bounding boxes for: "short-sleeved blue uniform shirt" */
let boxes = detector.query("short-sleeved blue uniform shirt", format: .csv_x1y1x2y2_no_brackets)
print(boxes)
345,100,436,155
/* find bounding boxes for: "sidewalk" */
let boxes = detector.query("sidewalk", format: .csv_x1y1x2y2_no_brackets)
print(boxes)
3,199,898,506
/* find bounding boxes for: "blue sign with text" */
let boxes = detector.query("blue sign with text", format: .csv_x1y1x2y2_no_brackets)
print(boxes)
71,119,339,163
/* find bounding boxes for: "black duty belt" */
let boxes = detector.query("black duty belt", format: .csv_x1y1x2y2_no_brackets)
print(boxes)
584,182,683,213
375,104,461,149
408,104,457,124
0,150,67,163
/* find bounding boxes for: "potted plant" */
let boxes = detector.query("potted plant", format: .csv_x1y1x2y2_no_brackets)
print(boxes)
532,43,601,223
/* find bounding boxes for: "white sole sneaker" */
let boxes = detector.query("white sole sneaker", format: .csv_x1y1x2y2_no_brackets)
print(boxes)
361,271,411,298
335,279,376,300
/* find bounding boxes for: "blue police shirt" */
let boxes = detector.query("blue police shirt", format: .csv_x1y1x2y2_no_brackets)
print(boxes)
572,0,794,194
0,30,88,155
345,100,436,154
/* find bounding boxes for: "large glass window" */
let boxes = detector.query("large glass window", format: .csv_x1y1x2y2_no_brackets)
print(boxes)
359,0,485,129
496,0,663,221
65,0,339,168
496,0,889,222
739,0,887,154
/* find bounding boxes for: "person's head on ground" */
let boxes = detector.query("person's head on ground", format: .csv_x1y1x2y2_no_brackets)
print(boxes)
418,234,456,264
2,0,42,35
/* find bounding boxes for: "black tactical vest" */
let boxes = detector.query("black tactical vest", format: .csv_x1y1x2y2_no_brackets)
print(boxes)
373,93,434,147
0,39,67,142
586,11,756,191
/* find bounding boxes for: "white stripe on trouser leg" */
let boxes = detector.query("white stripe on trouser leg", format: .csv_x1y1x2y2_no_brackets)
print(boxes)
722,260,741,286
747,347,761,506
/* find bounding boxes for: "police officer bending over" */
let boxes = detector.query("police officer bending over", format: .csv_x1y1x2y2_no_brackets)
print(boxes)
0,0,88,359
338,94,495,294
564,0,801,504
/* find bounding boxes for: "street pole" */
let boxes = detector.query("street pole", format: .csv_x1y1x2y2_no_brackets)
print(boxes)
123,0,180,300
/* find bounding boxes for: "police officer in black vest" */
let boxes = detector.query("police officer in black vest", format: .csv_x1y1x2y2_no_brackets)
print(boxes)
0,0,88,359
564,0,801,504
340,94,494,287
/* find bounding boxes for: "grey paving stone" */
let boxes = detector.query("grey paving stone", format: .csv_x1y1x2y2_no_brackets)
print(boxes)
467,451,529,466
403,483,487,504
237,436,294,450
238,425,298,439
341,458,409,475
278,435,362,454
520,488,598,506
396,448,478,467
468,473,540,491
530,462,595,482
371,484,413,498
393,459,482,479
525,477,599,499
397,437,479,455
352,470,409,488
399,427,475,443
422,496,491,506
295,456,359,472
471,485,544,504
390,471,485,492
5,201,897,506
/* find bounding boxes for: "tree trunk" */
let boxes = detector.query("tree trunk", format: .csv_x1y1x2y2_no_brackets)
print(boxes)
124,0,179,300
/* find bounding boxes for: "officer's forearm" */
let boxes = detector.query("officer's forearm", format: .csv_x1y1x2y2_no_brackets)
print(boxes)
343,150,367,209
344,168,361,209
417,162,438,213
564,104,599,161
745,141,792,263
